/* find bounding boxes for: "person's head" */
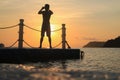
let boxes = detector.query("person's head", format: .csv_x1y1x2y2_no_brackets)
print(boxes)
45,4,50,11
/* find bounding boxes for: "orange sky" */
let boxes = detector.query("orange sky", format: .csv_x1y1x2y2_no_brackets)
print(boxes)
0,0,120,48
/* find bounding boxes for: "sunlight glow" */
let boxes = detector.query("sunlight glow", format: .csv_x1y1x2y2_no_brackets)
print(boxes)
50,24,62,48
50,24,61,36
0,1,120,48
51,24,56,35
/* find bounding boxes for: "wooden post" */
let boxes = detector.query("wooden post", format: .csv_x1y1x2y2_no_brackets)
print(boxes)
18,19,24,48
62,24,66,49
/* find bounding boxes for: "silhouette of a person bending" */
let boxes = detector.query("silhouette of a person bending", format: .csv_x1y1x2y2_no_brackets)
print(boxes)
38,4,53,48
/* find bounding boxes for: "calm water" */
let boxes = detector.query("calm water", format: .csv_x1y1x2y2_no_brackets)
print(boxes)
0,48,120,80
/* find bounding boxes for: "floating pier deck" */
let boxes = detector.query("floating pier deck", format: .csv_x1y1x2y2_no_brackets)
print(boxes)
0,19,81,63
0,48,80,63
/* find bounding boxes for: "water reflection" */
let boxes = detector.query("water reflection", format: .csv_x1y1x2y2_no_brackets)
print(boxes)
32,51,85,71
61,60,67,70
30,59,84,73
32,60,69,71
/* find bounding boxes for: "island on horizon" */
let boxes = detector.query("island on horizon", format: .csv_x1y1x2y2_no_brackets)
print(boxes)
83,36,120,48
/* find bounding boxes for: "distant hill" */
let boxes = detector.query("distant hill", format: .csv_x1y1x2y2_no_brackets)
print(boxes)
83,36,120,48
83,41,105,48
103,36,120,47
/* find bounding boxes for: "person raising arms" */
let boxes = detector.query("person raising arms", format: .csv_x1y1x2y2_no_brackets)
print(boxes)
38,4,53,48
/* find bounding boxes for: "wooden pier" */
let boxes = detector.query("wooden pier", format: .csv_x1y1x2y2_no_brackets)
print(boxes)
0,19,81,63
0,48,80,63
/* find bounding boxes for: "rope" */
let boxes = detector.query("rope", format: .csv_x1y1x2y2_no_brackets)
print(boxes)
53,42,62,48
24,24,41,32
23,40,36,48
0,23,70,48
0,24,18,29
51,28,62,32
65,41,71,49
24,24,62,32
8,40,18,48
24,40,62,48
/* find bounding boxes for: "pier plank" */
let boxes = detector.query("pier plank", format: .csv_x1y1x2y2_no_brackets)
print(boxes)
0,48,80,63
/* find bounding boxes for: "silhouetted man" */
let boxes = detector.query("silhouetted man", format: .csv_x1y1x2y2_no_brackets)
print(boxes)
38,4,53,48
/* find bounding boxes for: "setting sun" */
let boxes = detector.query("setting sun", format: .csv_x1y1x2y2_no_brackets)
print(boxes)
51,24,61,36
51,24,56,35
50,24,62,48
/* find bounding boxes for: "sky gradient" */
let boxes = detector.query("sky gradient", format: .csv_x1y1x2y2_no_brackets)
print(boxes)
0,0,120,48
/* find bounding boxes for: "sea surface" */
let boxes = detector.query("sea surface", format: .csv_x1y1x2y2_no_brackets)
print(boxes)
0,48,120,80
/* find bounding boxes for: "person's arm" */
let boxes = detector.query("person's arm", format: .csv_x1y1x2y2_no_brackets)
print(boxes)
38,7,44,14
50,10,53,15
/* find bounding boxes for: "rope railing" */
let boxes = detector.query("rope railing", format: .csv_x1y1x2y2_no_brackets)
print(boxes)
22,24,64,48
5,40,70,48
51,28,62,32
24,24,41,32
53,42,62,48
0,23,64,48
0,24,18,29
23,40,36,48
0,24,18,48
7,40,18,48
23,39,62,48
65,41,71,49
24,24,62,32
0,19,71,49
23,40,70,49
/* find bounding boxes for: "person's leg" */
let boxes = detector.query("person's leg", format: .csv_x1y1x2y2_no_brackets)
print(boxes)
40,28,45,48
48,36,52,48
40,36,44,48
47,27,52,48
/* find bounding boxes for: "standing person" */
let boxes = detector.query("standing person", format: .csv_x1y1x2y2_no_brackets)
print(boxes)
38,4,53,48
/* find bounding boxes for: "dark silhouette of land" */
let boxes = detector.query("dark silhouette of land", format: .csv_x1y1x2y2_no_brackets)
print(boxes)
38,4,53,48
103,36,120,47
83,41,105,48
83,36,120,48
